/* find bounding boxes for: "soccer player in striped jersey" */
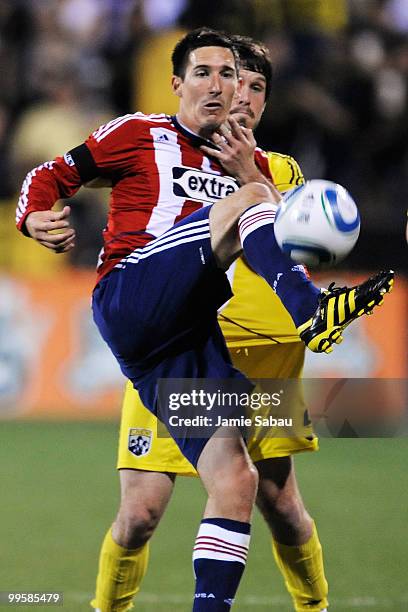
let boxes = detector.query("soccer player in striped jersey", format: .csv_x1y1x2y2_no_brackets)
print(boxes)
17,28,392,611
92,35,329,612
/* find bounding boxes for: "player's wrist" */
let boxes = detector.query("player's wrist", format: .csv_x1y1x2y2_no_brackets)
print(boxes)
244,174,271,190
237,166,266,186
21,212,35,238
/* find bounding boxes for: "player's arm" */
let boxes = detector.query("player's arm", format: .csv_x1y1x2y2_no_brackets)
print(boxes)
16,116,138,252
16,156,84,253
200,116,280,199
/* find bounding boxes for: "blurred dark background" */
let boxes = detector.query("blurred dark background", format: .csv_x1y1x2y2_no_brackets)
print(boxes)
1,0,407,273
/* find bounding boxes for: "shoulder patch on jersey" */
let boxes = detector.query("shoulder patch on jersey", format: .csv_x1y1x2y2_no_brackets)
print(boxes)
128,428,152,457
64,152,75,167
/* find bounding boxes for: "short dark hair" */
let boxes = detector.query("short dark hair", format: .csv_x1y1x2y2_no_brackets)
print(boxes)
172,27,239,79
230,35,273,98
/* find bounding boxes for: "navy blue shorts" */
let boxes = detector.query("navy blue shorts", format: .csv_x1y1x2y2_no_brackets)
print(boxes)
92,207,250,467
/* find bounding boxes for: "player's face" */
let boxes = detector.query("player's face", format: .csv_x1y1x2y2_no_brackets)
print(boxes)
173,46,238,137
229,68,267,129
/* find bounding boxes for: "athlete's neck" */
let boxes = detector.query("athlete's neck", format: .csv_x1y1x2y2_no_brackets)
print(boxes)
175,115,215,143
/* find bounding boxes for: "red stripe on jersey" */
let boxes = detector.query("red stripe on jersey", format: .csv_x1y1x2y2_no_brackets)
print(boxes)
97,127,160,277
255,148,274,184
173,130,211,224
86,116,173,280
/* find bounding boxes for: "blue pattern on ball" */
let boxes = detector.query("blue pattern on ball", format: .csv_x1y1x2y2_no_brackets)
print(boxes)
325,189,360,233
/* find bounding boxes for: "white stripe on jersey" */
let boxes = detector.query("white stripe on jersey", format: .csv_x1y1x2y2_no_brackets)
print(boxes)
201,154,221,175
94,113,170,142
145,135,228,239
16,161,55,222
145,127,187,237
93,113,135,141
95,114,140,142
96,246,105,270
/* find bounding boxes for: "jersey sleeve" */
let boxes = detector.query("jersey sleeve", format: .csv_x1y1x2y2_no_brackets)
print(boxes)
15,114,142,235
254,148,274,183
84,114,143,175
16,157,83,235
265,152,305,193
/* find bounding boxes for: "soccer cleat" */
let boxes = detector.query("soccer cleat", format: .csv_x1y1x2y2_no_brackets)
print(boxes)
297,270,394,353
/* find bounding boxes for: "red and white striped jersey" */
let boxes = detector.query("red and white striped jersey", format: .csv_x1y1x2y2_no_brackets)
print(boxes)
16,112,273,282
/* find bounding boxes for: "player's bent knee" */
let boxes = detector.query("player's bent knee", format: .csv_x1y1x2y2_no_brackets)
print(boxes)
229,463,259,514
219,182,274,222
211,462,259,515
240,181,272,205
209,182,273,252
115,501,162,548
257,486,310,529
238,462,259,501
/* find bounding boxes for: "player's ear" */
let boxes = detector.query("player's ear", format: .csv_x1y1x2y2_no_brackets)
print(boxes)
172,75,183,97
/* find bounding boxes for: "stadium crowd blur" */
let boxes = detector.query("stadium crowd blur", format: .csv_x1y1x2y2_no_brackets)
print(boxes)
1,0,407,275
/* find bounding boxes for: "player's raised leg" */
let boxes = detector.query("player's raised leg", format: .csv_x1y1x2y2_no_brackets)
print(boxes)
256,457,328,612
91,470,175,612
209,183,394,354
193,428,258,611
210,182,321,326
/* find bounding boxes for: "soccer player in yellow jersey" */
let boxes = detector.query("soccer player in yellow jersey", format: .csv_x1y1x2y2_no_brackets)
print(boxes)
92,36,328,612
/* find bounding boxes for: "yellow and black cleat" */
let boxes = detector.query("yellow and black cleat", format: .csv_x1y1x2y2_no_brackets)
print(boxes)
298,270,394,354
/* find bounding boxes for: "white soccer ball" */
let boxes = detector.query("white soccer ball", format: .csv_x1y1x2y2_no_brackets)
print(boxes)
274,179,361,269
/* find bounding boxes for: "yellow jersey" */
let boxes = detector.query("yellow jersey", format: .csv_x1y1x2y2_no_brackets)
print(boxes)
220,151,305,346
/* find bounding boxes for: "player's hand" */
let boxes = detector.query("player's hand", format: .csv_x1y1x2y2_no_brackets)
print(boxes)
200,116,260,184
24,205,76,253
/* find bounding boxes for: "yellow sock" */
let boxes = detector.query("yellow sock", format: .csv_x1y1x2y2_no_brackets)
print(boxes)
272,522,328,612
90,527,149,612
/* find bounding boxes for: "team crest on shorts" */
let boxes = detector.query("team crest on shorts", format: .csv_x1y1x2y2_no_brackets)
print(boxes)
128,428,152,457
